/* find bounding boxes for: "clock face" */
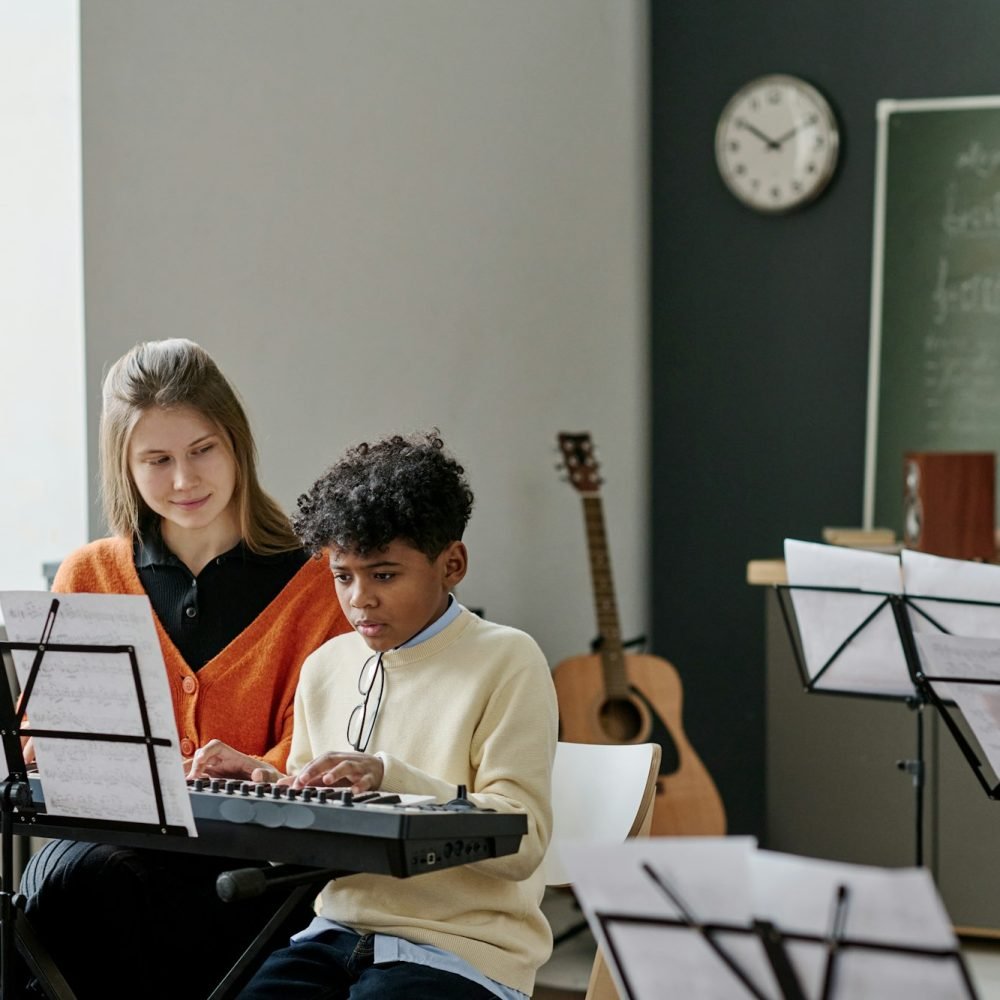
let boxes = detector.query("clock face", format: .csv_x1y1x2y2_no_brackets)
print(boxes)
715,75,840,213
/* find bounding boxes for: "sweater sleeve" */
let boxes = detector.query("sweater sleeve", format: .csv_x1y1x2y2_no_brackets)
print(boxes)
379,642,558,883
468,654,557,880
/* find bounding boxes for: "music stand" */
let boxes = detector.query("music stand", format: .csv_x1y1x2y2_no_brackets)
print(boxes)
559,838,978,1000
0,595,193,1000
891,549,1000,804
902,616,1000,802
773,581,933,866
776,538,1000,867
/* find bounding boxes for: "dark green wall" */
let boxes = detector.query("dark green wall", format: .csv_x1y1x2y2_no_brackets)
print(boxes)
649,1,1000,837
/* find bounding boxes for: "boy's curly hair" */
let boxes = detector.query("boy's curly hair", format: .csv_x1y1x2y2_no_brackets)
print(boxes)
293,430,475,558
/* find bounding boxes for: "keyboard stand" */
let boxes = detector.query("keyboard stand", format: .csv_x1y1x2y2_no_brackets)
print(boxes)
208,867,342,1000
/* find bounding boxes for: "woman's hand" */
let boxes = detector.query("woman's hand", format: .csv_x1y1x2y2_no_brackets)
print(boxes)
287,751,384,793
186,739,283,783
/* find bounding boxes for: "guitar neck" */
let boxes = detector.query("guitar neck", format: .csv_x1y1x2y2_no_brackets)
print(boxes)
581,495,629,698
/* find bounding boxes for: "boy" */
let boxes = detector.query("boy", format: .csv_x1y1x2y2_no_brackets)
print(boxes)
225,431,558,999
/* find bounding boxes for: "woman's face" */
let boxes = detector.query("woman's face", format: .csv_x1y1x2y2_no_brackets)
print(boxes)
127,405,238,541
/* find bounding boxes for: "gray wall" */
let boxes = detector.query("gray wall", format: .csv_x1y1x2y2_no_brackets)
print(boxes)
79,1,648,669
650,1,1000,837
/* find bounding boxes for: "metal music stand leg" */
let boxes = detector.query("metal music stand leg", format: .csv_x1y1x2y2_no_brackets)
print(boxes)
1,782,15,1000
9,904,78,1000
894,700,927,868
0,782,77,1000
777,587,931,871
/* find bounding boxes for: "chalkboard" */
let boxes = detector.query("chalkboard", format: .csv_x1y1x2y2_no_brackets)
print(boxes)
864,96,1000,533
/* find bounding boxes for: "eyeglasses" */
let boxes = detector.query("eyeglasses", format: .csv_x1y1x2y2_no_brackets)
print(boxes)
346,652,384,752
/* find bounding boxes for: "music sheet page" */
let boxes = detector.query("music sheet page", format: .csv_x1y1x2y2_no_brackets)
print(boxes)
914,631,1000,779
560,837,778,999
0,591,196,834
783,539,912,697
561,838,969,1000
751,851,962,999
902,548,1000,637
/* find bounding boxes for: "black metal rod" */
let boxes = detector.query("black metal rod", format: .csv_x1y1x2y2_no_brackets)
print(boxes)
2,781,14,1000
755,918,808,1000
916,705,924,867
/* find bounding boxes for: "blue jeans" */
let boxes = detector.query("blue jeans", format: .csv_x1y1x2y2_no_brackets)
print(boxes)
238,929,499,999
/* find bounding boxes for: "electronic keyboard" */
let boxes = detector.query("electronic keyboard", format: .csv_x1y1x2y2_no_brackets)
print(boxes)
19,776,527,877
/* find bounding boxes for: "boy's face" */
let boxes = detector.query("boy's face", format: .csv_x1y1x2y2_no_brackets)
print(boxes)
329,539,468,652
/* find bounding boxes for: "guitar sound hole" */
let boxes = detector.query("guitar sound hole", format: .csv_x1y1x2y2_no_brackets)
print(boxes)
598,698,642,742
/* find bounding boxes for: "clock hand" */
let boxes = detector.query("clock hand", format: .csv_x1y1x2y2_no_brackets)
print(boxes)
735,118,780,150
773,114,819,147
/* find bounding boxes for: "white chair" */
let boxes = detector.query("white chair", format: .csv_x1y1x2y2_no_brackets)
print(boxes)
543,741,661,1000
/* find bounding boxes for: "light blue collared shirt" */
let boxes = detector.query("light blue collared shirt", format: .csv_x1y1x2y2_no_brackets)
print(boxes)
292,916,528,1000
297,594,529,1000
398,592,461,648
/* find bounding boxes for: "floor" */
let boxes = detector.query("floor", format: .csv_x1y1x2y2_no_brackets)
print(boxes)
536,889,1000,999
967,942,1000,999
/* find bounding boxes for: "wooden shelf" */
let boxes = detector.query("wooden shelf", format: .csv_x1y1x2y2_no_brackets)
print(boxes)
746,559,787,586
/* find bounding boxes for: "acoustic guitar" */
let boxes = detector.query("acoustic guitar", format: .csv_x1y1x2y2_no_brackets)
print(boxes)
552,432,726,837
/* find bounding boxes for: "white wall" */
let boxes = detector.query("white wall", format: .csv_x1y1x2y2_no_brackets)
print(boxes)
0,0,86,596
79,0,648,666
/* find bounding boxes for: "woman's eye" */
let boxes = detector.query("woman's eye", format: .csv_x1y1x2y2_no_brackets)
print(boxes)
196,443,215,455
149,455,170,466
374,573,394,582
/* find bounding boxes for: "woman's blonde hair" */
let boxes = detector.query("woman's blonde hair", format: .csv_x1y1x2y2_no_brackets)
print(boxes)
100,338,300,554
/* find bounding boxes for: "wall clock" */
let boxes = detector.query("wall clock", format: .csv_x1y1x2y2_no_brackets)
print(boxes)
715,74,840,214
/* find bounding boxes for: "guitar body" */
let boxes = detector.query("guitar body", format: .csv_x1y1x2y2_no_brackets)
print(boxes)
552,650,726,837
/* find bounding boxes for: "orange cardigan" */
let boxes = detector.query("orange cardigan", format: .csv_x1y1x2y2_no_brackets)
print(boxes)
53,537,349,771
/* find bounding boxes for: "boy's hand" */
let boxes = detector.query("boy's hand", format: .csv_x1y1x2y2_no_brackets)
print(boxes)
186,739,283,783
288,751,384,793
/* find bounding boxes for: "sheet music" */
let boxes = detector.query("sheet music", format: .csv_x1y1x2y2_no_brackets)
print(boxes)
751,850,959,998
0,591,196,835
751,851,955,947
902,549,1000,637
914,632,1000,778
560,837,781,999
561,839,971,1000
784,539,913,697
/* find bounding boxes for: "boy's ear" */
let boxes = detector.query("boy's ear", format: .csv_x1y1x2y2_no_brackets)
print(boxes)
441,541,468,587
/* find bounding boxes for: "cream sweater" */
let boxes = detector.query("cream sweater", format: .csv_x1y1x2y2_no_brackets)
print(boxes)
290,606,558,995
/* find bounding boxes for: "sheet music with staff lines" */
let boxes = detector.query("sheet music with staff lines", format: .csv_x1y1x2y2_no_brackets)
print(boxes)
0,591,195,834
560,838,972,1000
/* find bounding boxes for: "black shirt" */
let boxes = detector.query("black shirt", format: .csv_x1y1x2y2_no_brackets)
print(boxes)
135,531,308,671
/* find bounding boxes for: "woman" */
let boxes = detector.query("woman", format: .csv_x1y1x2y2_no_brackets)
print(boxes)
20,338,349,999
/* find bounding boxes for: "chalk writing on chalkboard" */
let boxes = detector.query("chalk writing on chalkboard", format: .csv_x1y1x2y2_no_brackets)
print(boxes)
865,97,1000,535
